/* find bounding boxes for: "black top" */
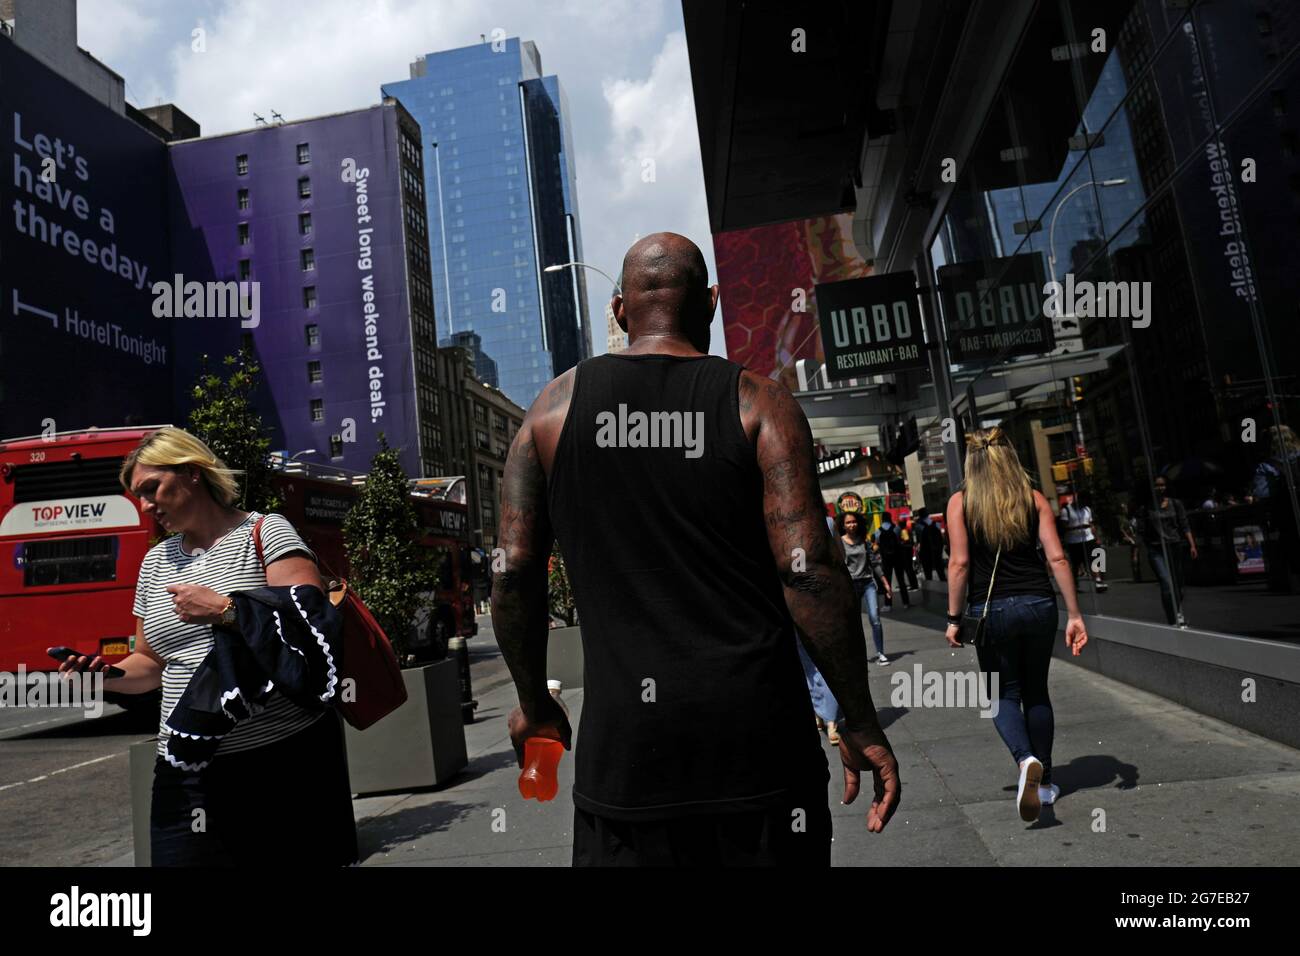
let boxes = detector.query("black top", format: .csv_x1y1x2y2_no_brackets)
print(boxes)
547,353,828,821
1139,497,1190,545
963,489,1054,603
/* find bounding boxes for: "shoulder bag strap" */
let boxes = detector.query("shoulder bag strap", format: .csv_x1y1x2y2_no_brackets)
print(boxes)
980,545,1002,620
252,514,267,570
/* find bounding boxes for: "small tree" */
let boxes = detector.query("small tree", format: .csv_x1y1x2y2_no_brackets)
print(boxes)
548,545,576,627
188,345,280,512
342,436,438,661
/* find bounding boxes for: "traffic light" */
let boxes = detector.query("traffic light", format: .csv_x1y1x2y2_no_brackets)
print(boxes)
885,416,920,466
1072,376,1084,403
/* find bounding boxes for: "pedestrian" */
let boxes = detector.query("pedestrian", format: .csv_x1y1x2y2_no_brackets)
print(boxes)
1138,474,1197,626
1118,501,1142,583
60,426,357,866
944,427,1088,824
492,232,900,867
898,517,920,590
919,510,947,581
1248,424,1300,587
1060,490,1107,592
874,511,911,608
840,510,891,666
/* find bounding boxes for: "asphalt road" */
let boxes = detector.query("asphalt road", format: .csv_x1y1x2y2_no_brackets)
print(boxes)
0,613,512,867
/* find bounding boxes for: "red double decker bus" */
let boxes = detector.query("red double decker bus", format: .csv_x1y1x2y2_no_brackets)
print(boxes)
0,426,161,674
0,425,479,674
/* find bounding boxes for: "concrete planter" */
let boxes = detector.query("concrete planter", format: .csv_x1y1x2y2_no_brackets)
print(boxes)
545,624,584,689
129,738,158,867
344,659,468,795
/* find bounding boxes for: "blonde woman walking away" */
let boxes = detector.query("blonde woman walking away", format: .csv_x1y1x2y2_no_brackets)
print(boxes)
944,428,1088,824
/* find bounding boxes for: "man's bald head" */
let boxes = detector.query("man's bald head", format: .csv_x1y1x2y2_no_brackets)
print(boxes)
614,232,716,351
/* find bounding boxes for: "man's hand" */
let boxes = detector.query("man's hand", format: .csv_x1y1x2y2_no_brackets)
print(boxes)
836,727,901,833
507,697,573,768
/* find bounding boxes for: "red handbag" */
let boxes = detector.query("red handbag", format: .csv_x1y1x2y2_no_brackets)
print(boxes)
253,515,407,730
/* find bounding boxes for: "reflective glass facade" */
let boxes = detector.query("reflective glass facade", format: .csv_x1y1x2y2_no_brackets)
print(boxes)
926,0,1300,642
383,38,590,411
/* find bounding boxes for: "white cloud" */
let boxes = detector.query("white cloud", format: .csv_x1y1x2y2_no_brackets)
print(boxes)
88,0,722,356
76,0,162,68
588,31,723,354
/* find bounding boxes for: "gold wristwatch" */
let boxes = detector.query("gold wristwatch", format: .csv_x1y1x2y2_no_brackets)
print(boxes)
218,597,237,627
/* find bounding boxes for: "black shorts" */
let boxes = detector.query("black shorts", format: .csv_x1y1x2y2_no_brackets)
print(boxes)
572,787,832,867
150,711,358,867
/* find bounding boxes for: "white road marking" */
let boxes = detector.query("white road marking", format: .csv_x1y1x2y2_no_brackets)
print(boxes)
0,752,122,792
0,717,61,737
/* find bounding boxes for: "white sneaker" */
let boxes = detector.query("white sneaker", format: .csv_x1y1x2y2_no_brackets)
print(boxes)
1017,757,1043,822
875,653,890,666
1039,783,1060,806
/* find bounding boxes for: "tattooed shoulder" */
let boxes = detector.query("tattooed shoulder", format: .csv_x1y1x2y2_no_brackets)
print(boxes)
545,368,576,412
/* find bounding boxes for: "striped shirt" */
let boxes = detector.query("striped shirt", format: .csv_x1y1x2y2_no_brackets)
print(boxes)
133,512,326,757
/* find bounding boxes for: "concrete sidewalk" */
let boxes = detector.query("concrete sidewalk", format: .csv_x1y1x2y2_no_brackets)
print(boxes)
353,609,1300,866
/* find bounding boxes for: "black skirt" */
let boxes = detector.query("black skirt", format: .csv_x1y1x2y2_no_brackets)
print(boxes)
150,711,358,867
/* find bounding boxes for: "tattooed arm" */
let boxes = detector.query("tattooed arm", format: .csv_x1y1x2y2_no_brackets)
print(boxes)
493,371,573,755
743,369,900,830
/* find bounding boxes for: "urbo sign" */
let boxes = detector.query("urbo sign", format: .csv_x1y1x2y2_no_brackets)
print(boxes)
814,271,927,382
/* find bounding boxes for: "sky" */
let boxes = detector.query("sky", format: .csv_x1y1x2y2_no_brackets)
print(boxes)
74,0,726,358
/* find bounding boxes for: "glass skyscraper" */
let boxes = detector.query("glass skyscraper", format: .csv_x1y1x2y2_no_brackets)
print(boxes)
383,38,591,411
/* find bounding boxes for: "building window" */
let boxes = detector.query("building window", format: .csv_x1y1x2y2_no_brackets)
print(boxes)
298,177,311,199
238,223,250,245
303,286,317,309
305,323,319,346
237,188,249,210
301,248,315,271
329,434,344,458
297,143,311,164
310,398,324,422
475,428,490,450
238,259,250,281
299,213,312,236
307,360,322,384
236,154,248,175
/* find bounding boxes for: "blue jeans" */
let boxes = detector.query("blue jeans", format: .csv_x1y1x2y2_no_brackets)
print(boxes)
968,594,1058,784
796,638,842,723
854,578,884,655
1147,546,1186,625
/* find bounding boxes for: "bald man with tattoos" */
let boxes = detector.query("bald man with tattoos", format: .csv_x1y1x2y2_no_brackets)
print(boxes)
492,232,900,867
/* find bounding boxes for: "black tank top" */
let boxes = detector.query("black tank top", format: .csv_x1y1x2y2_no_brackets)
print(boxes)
548,353,828,820
963,489,1055,602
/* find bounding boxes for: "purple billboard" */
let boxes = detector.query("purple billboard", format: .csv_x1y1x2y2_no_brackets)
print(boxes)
166,104,421,476
0,37,173,439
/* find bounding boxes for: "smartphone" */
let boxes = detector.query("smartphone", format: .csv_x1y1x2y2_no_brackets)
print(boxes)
47,646,126,679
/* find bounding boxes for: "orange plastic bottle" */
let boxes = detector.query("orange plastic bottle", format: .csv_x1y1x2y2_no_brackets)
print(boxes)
518,681,567,802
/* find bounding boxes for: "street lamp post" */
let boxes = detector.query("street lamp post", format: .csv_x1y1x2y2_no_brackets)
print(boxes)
544,261,620,294
1045,177,1127,459
546,261,621,354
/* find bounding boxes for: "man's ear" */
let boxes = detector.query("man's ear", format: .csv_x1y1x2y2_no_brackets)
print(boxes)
613,294,627,334
709,284,720,316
